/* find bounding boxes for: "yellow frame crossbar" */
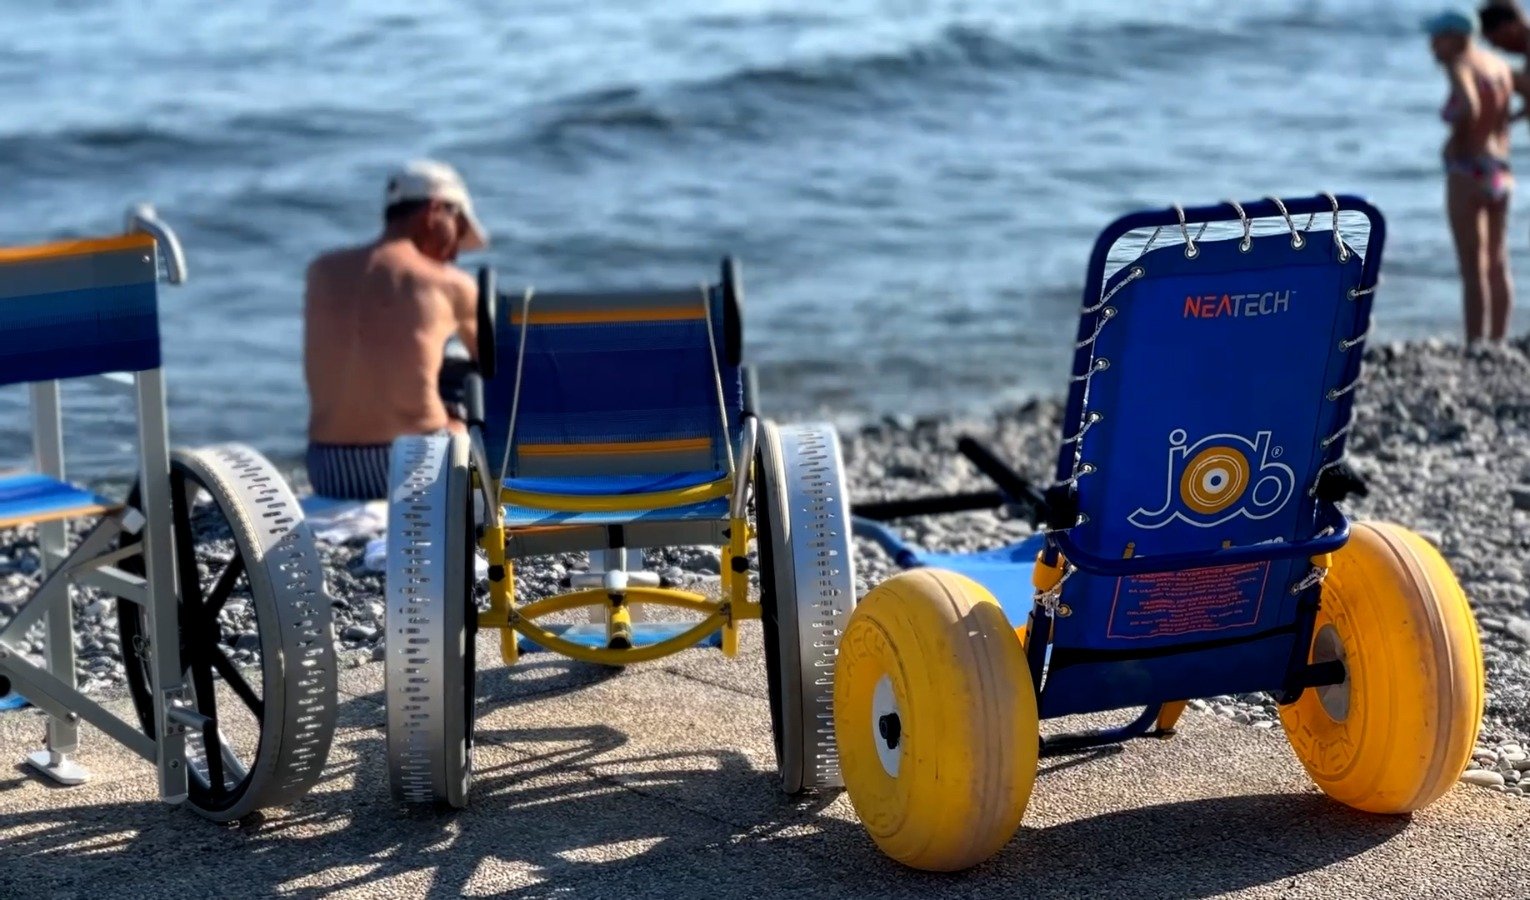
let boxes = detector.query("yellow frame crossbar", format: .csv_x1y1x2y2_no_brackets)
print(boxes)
500,477,733,513
477,515,758,668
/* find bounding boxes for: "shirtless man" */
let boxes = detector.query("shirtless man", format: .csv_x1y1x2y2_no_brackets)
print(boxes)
303,160,489,500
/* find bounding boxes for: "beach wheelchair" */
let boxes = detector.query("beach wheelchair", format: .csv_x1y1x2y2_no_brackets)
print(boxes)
382,258,857,807
838,194,1485,871
0,207,337,821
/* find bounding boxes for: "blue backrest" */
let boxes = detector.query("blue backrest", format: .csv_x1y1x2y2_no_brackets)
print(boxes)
1053,223,1372,571
1035,196,1384,718
482,284,743,480
0,234,162,387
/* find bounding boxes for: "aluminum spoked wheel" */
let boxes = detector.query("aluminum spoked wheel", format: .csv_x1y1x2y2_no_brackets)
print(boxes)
754,420,858,794
119,444,337,822
384,432,477,808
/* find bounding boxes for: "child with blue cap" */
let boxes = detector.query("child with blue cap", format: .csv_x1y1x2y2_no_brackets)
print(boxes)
1424,9,1478,35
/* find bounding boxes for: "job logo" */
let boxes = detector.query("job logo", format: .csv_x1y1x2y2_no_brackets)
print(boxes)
1127,429,1295,529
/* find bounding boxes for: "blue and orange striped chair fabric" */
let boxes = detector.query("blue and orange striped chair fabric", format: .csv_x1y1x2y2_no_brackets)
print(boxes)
482,286,744,494
0,234,162,387
0,472,117,529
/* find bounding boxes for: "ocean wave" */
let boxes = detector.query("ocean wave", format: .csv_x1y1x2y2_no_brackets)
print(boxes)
524,23,1068,152
0,105,412,183
522,13,1379,155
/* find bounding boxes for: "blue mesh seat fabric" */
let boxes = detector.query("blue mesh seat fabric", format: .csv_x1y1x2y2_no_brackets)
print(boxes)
483,285,743,531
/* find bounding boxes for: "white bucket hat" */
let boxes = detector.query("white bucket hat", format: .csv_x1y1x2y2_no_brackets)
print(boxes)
384,159,489,251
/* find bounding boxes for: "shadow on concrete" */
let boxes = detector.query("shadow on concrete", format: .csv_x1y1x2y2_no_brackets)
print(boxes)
0,698,1411,900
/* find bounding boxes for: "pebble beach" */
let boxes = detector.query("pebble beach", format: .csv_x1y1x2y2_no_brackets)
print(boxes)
2,335,1528,797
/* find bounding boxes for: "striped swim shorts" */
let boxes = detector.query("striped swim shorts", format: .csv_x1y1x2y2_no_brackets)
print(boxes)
306,441,392,501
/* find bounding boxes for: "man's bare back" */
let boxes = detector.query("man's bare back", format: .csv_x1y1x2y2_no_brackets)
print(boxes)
301,159,489,500
303,238,477,445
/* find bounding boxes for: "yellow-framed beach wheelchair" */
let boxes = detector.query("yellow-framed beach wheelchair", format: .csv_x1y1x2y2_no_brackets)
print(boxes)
382,258,857,807
0,207,337,821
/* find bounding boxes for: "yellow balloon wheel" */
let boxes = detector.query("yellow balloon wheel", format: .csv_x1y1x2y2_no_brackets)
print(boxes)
833,568,1038,872
1278,521,1484,813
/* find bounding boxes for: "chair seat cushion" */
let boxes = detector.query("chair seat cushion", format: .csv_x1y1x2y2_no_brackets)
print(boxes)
0,472,116,528
502,495,730,528
505,470,726,497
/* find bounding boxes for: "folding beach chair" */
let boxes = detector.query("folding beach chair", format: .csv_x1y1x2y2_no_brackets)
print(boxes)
381,258,859,808
0,206,337,822
836,194,1483,871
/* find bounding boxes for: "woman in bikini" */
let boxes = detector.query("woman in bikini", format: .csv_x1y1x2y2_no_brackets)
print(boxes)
1428,10,1516,345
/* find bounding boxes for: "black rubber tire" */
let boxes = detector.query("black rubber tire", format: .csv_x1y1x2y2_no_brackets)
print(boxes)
753,431,794,790
117,446,335,822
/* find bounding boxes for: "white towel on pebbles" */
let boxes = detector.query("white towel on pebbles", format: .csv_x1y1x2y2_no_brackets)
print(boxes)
300,496,389,545
299,494,486,578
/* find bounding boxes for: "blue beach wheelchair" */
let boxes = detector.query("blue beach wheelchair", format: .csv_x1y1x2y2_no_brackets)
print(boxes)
382,258,858,807
835,194,1484,871
0,207,337,822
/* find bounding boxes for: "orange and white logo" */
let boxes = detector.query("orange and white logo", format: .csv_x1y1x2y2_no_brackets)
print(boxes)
1128,429,1295,529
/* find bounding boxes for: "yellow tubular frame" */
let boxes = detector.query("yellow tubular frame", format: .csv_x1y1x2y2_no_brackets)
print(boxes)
500,477,733,513
477,503,759,667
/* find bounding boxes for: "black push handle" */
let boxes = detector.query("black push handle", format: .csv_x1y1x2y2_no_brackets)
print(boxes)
462,371,486,429
476,266,497,380
741,365,759,419
956,435,1049,526
850,490,1007,522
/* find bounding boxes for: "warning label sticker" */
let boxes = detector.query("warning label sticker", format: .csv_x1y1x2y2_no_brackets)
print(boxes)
1105,561,1271,640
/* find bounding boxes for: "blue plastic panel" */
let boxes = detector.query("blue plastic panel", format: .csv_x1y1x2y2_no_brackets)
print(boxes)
909,535,1044,626
1038,557,1307,716
517,621,723,653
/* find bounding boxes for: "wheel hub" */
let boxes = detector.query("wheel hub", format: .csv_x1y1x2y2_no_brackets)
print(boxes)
871,675,902,777
1313,624,1350,722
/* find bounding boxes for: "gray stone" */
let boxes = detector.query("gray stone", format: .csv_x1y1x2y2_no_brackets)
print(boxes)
1462,769,1507,788
1511,484,1530,512
687,551,722,575
342,625,377,643
233,632,260,653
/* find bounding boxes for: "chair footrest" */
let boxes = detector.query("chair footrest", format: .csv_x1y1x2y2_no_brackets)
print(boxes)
515,621,723,654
